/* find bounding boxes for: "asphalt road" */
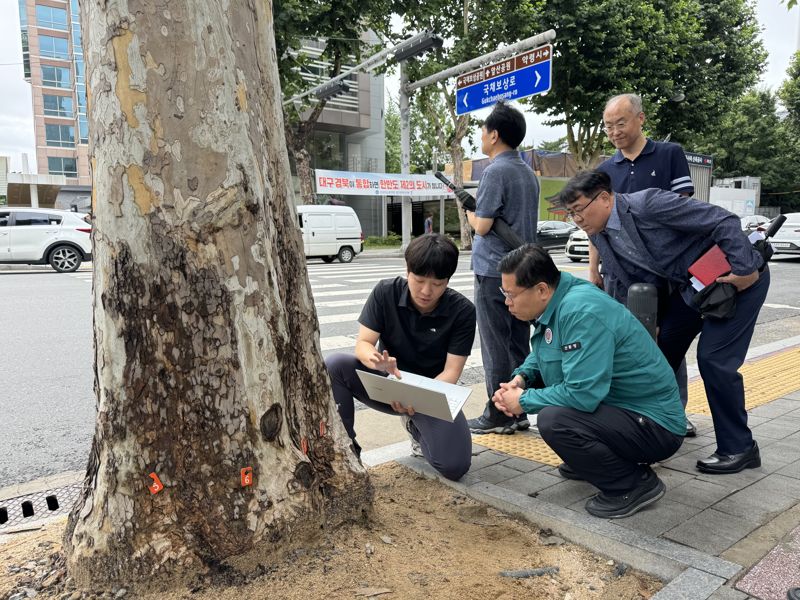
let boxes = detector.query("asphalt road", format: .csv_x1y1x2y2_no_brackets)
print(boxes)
1,252,799,488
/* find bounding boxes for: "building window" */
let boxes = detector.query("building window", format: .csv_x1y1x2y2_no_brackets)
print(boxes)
41,65,71,88
78,116,88,144
35,5,68,31
39,35,69,60
45,123,75,147
43,94,73,118
47,157,78,177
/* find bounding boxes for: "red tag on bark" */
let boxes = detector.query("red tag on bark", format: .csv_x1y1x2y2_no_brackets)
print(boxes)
319,421,327,437
301,437,309,455
148,472,163,495
241,467,253,487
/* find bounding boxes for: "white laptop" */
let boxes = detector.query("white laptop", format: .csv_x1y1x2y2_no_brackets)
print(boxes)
356,370,472,423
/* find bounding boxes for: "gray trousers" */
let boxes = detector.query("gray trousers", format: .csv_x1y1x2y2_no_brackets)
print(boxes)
324,353,472,481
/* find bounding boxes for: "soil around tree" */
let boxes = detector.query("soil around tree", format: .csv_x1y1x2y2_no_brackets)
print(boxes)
0,463,661,599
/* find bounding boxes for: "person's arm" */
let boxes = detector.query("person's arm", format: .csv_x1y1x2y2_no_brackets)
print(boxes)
466,210,494,235
354,324,401,378
668,145,694,196
588,242,603,288
518,312,615,414
435,353,468,384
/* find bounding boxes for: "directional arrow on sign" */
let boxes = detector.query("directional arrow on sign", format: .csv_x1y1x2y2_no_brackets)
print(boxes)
535,71,541,87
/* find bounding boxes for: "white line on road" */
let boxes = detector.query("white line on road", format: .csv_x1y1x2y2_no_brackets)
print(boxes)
764,303,800,311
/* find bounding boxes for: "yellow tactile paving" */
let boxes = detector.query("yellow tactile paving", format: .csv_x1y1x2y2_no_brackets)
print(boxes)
474,346,800,465
686,347,800,416
473,432,562,466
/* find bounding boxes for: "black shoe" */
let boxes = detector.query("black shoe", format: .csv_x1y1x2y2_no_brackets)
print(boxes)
685,418,697,438
515,415,531,431
557,463,584,481
468,415,517,435
788,588,800,600
585,469,665,519
696,441,761,474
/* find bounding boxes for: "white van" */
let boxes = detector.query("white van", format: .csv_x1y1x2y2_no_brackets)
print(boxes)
296,205,363,263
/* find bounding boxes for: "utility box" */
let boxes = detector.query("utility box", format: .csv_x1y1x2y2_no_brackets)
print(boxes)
684,152,714,202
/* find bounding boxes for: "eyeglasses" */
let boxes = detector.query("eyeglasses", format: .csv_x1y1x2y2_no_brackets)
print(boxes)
499,286,532,302
602,120,628,133
565,190,604,220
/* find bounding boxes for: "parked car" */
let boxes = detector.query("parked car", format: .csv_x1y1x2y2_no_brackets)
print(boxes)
296,204,363,263
740,215,771,233
0,207,92,272
565,228,589,262
536,220,578,250
769,212,800,256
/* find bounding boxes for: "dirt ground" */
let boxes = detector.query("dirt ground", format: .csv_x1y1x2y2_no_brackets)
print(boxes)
0,463,661,600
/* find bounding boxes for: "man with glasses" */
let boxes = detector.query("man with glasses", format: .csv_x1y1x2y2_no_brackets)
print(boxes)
557,170,769,475
492,244,684,518
465,101,540,436
593,93,697,437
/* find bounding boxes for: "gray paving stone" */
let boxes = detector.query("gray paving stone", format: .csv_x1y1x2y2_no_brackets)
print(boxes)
471,443,489,455
665,508,760,555
471,463,524,484
750,400,800,418
777,460,800,480
667,478,734,510
496,469,562,496
535,478,598,507
620,499,704,537
469,449,507,470
694,466,768,492
499,456,542,473
672,437,716,457
707,584,751,599
785,391,800,401
652,567,725,600
744,414,772,427
662,447,720,475
712,474,800,521
655,466,697,489
751,419,800,440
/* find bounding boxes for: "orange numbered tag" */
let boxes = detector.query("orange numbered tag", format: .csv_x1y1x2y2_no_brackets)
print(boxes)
241,467,253,487
319,421,327,437
301,437,309,455
148,472,163,495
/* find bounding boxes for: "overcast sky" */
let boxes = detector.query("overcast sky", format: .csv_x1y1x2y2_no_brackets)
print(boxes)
0,1,797,171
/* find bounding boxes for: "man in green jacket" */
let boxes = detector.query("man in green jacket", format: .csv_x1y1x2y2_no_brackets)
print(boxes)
492,245,684,519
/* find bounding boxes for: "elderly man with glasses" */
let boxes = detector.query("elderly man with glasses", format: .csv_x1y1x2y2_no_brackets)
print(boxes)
557,169,769,475
492,244,685,519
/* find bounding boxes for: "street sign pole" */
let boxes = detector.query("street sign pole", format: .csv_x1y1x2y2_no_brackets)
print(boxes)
400,61,413,250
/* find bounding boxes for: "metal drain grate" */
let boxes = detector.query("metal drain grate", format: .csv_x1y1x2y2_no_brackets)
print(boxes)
0,483,82,531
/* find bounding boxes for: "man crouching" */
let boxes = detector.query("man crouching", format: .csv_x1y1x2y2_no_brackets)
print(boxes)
492,244,684,518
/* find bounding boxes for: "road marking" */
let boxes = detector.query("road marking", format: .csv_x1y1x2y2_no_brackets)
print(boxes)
764,303,800,311
318,312,362,325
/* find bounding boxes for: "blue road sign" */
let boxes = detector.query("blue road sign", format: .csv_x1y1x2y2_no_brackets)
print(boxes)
454,45,553,116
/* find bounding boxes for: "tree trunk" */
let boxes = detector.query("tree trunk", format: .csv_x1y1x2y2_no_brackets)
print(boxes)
65,0,371,590
451,116,472,250
294,147,316,204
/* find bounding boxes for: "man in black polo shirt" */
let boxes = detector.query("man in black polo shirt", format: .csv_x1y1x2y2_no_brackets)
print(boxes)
324,233,475,481
593,93,697,437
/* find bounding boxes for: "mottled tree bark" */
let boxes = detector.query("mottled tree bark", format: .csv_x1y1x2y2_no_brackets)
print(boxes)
64,0,371,589
450,115,473,250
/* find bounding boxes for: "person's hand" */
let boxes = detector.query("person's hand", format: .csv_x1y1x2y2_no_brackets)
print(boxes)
492,382,524,417
364,350,401,378
589,267,604,289
390,401,415,416
717,270,759,292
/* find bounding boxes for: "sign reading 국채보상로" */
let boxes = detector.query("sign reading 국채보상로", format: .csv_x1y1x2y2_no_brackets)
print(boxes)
455,44,553,115
315,170,456,197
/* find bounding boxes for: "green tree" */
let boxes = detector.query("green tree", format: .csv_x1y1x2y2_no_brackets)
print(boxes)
385,95,402,173
275,0,392,202
696,90,800,211
521,0,765,167
409,87,455,174
779,51,800,136
537,136,568,152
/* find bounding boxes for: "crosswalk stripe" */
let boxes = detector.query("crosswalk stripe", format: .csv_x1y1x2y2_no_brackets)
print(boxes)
318,312,362,324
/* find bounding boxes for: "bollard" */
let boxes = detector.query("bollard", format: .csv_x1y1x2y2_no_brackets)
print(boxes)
628,283,658,340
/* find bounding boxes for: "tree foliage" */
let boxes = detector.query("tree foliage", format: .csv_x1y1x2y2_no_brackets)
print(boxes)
696,90,800,211
779,51,800,136
385,95,401,173
521,0,765,167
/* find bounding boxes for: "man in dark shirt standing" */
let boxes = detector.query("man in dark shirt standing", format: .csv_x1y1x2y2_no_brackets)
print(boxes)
464,101,540,435
595,93,696,437
324,234,475,481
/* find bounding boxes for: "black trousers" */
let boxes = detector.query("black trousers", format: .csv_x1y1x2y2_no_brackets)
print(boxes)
657,267,770,454
538,405,683,495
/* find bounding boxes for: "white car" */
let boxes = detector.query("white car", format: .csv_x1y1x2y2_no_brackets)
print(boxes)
565,228,589,262
770,212,800,256
0,207,92,272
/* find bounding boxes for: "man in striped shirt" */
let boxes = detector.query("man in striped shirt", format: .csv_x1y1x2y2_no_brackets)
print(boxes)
591,93,697,437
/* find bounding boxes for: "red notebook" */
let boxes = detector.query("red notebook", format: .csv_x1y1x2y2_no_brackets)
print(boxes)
688,245,732,286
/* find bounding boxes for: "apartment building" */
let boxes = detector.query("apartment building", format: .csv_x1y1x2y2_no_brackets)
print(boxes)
18,0,90,199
